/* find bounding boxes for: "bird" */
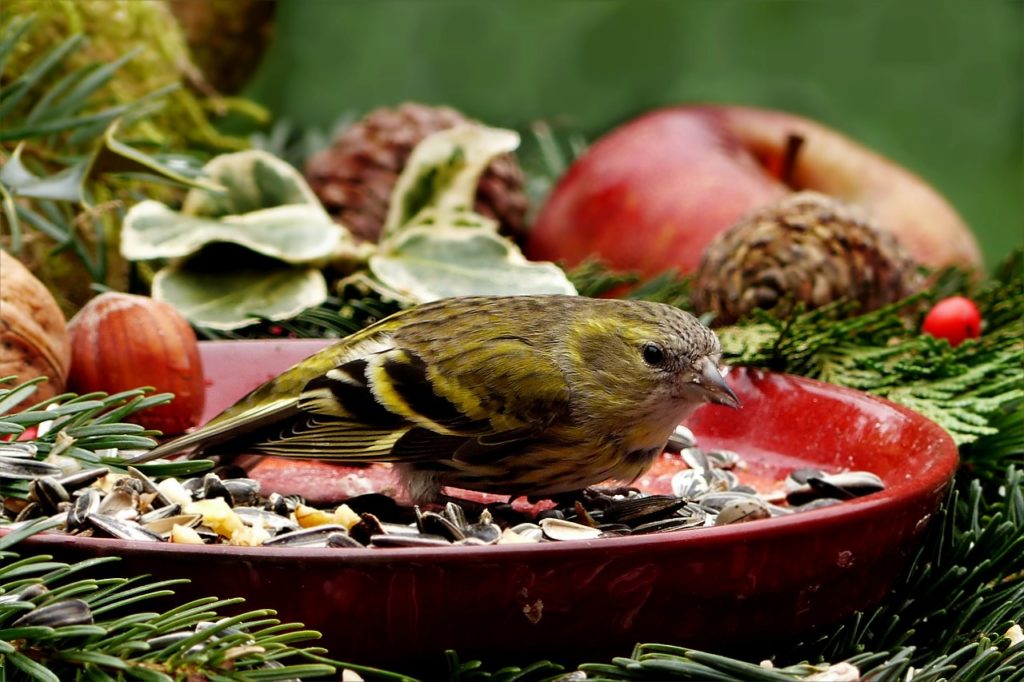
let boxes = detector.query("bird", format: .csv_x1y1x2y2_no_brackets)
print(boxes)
128,295,740,503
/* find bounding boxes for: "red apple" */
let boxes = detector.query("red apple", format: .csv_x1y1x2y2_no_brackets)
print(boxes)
528,105,982,277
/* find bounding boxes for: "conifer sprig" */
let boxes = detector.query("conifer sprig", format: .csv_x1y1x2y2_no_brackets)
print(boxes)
0,377,213,503
717,252,1024,451
0,521,335,680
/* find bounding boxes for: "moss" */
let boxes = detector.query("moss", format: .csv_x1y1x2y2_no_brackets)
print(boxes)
2,0,264,152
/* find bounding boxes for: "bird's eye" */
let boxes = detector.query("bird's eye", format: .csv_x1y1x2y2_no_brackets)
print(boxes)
642,343,665,366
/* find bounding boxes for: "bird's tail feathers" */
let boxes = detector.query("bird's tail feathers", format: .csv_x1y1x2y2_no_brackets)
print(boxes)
124,399,300,465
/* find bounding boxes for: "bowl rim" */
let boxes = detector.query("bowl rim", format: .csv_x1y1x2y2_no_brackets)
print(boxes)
2,359,958,564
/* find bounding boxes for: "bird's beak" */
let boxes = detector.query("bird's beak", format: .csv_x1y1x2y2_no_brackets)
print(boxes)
697,357,741,408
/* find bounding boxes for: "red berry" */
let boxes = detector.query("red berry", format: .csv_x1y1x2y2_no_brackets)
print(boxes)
922,296,982,347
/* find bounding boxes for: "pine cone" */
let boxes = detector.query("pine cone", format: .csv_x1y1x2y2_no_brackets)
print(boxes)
304,103,528,243
692,192,922,326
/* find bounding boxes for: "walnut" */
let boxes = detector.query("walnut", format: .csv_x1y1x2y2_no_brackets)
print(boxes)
0,249,71,402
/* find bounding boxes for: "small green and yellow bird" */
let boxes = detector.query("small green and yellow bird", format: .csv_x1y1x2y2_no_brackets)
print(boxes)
130,295,739,502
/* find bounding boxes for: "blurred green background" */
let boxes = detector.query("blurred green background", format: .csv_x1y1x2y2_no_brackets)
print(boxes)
247,0,1022,272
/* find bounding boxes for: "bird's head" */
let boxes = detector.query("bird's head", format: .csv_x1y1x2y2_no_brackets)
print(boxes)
564,300,740,433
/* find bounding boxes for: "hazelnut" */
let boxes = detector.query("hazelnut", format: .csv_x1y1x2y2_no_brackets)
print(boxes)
68,292,205,434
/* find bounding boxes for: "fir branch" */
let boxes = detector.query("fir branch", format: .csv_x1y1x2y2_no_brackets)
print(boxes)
718,256,1024,450
961,404,1024,480
566,259,694,309
0,521,336,680
0,377,212,504
626,270,693,310
194,291,404,341
809,468,1024,663
444,649,565,681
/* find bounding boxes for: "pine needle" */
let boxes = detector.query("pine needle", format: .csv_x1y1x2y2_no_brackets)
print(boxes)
718,252,1024,453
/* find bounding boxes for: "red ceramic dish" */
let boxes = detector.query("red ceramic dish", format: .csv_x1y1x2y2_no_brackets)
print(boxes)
10,340,957,671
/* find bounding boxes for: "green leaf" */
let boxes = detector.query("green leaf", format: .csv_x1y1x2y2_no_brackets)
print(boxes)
152,264,328,330
1,121,202,206
5,162,87,203
0,145,38,189
121,200,345,263
383,124,520,236
369,225,576,302
83,120,212,194
180,149,324,218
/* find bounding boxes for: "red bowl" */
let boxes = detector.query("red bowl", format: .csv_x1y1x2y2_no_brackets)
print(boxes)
11,340,957,671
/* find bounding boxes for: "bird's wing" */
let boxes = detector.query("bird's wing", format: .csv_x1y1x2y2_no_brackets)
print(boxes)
246,417,410,460
276,337,573,462
131,321,572,466
388,426,534,465
128,318,407,463
302,337,572,437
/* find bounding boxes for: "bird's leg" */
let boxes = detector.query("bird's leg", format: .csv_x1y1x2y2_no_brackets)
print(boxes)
426,493,491,519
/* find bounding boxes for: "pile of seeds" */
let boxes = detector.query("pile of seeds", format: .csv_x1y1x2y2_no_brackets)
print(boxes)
1,428,885,549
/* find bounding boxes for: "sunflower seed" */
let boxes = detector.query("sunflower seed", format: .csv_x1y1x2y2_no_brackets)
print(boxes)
56,467,109,492
202,474,233,505
143,514,202,536
540,518,602,541
0,443,37,458
603,495,685,525
87,514,163,542
13,599,93,627
715,497,771,525
28,477,69,514
680,448,712,475
223,478,261,507
14,501,39,522
664,425,698,452
634,515,705,534
0,456,63,479
67,489,101,531
234,506,299,533
442,501,468,530
370,534,451,548
705,449,744,469
671,469,711,499
327,532,363,548
138,503,183,524
127,467,172,508
98,488,139,521
263,525,350,547
417,510,466,541
819,471,885,496
464,522,501,545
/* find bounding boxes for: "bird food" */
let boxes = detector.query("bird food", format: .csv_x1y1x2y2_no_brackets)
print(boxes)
1,429,885,549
